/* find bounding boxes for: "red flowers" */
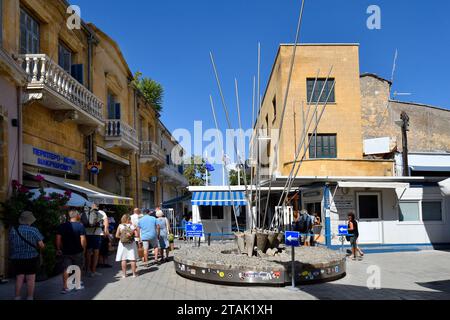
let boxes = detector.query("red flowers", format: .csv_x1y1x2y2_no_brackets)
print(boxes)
12,180,20,189
34,175,45,182
64,190,72,198
18,186,30,193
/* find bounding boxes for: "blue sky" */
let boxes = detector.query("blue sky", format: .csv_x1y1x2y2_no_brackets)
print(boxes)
74,0,450,184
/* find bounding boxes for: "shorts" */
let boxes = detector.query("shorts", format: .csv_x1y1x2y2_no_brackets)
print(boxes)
63,253,84,270
86,235,102,250
11,258,39,276
159,236,169,249
100,237,110,256
349,236,358,248
142,238,159,250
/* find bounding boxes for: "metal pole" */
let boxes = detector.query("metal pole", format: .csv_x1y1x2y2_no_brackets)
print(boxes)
401,112,410,176
262,0,306,228
291,245,296,288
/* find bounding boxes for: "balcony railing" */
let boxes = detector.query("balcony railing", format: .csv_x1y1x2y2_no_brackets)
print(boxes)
140,141,166,164
105,119,139,149
160,164,188,186
18,54,103,122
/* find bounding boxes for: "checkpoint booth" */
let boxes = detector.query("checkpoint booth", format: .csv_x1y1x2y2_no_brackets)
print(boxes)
188,186,248,239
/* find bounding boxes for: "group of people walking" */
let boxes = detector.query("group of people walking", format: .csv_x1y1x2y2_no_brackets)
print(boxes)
8,206,172,300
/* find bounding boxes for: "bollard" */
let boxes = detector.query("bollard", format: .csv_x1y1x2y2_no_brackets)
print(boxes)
198,236,201,247
221,228,224,243
208,233,211,246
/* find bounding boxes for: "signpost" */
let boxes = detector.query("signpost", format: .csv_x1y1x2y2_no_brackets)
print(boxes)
186,223,204,247
285,231,300,289
338,225,349,236
338,225,349,253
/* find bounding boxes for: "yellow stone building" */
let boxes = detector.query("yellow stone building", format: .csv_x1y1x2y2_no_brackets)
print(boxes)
137,91,165,208
0,0,187,277
254,44,394,178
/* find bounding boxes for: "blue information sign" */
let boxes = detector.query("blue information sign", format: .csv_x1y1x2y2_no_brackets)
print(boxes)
285,231,300,247
186,223,204,237
338,225,349,236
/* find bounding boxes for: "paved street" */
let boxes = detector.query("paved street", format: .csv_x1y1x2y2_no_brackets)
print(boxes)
1,243,450,300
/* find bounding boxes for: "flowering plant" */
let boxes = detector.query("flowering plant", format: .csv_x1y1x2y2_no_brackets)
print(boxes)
1,180,70,276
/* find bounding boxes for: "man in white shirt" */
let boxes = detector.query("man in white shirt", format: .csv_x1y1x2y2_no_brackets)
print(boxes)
131,208,143,261
131,208,141,228
84,204,109,277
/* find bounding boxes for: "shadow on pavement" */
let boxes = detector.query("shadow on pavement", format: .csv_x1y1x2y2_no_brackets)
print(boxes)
298,281,450,300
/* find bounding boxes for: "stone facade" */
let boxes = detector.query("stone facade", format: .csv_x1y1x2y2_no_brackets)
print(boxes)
360,74,450,153
0,0,187,276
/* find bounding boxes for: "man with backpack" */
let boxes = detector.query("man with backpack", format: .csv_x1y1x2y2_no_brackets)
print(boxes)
81,204,109,277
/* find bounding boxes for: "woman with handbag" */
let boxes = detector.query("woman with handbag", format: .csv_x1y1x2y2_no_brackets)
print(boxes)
115,214,138,278
9,211,45,300
347,213,364,261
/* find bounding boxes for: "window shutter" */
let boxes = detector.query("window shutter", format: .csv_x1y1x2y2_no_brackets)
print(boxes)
115,103,121,120
71,64,84,85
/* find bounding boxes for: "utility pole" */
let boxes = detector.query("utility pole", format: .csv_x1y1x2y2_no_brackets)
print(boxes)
400,111,410,176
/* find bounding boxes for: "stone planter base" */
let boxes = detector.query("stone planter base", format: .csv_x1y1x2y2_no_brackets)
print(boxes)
174,243,346,286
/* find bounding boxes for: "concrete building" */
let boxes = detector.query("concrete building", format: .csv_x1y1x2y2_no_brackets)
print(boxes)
251,44,450,250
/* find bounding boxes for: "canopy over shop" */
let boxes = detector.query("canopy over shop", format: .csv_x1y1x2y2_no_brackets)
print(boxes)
25,172,134,206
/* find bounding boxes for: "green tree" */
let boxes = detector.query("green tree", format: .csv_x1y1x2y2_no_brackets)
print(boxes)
132,71,164,113
229,169,251,186
183,156,209,186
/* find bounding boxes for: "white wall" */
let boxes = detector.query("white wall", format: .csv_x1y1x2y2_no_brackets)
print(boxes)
329,186,450,246
192,206,232,238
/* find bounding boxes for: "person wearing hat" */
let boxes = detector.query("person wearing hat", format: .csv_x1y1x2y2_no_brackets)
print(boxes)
9,211,45,300
156,210,171,263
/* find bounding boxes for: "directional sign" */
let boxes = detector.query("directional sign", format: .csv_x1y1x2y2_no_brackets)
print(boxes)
285,231,300,247
186,223,204,237
338,225,349,236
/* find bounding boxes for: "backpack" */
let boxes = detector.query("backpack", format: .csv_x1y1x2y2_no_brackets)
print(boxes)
120,224,135,244
81,209,100,228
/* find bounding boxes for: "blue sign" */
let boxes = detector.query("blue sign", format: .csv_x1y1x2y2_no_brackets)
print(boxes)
186,223,204,237
23,144,82,175
338,225,349,235
285,231,300,247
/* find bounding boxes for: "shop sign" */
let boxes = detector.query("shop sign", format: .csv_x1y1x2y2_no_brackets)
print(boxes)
24,144,82,175
87,161,102,174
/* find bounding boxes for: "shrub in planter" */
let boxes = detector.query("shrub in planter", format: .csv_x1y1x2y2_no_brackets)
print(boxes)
2,179,70,277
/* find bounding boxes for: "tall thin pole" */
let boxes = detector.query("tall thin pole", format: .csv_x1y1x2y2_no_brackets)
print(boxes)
301,101,306,154
209,95,240,230
209,54,251,229
262,0,306,229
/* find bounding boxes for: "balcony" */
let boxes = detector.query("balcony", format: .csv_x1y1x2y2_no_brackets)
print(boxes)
140,141,166,166
18,54,104,126
105,119,139,151
160,165,189,187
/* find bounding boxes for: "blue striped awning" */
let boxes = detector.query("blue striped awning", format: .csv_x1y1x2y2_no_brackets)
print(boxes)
191,191,247,206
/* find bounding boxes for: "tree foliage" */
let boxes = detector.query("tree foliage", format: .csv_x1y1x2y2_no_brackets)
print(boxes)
228,169,251,186
132,71,164,113
183,156,210,186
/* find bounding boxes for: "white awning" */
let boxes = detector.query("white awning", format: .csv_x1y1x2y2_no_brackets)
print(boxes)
35,173,134,206
438,178,450,196
337,181,410,189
